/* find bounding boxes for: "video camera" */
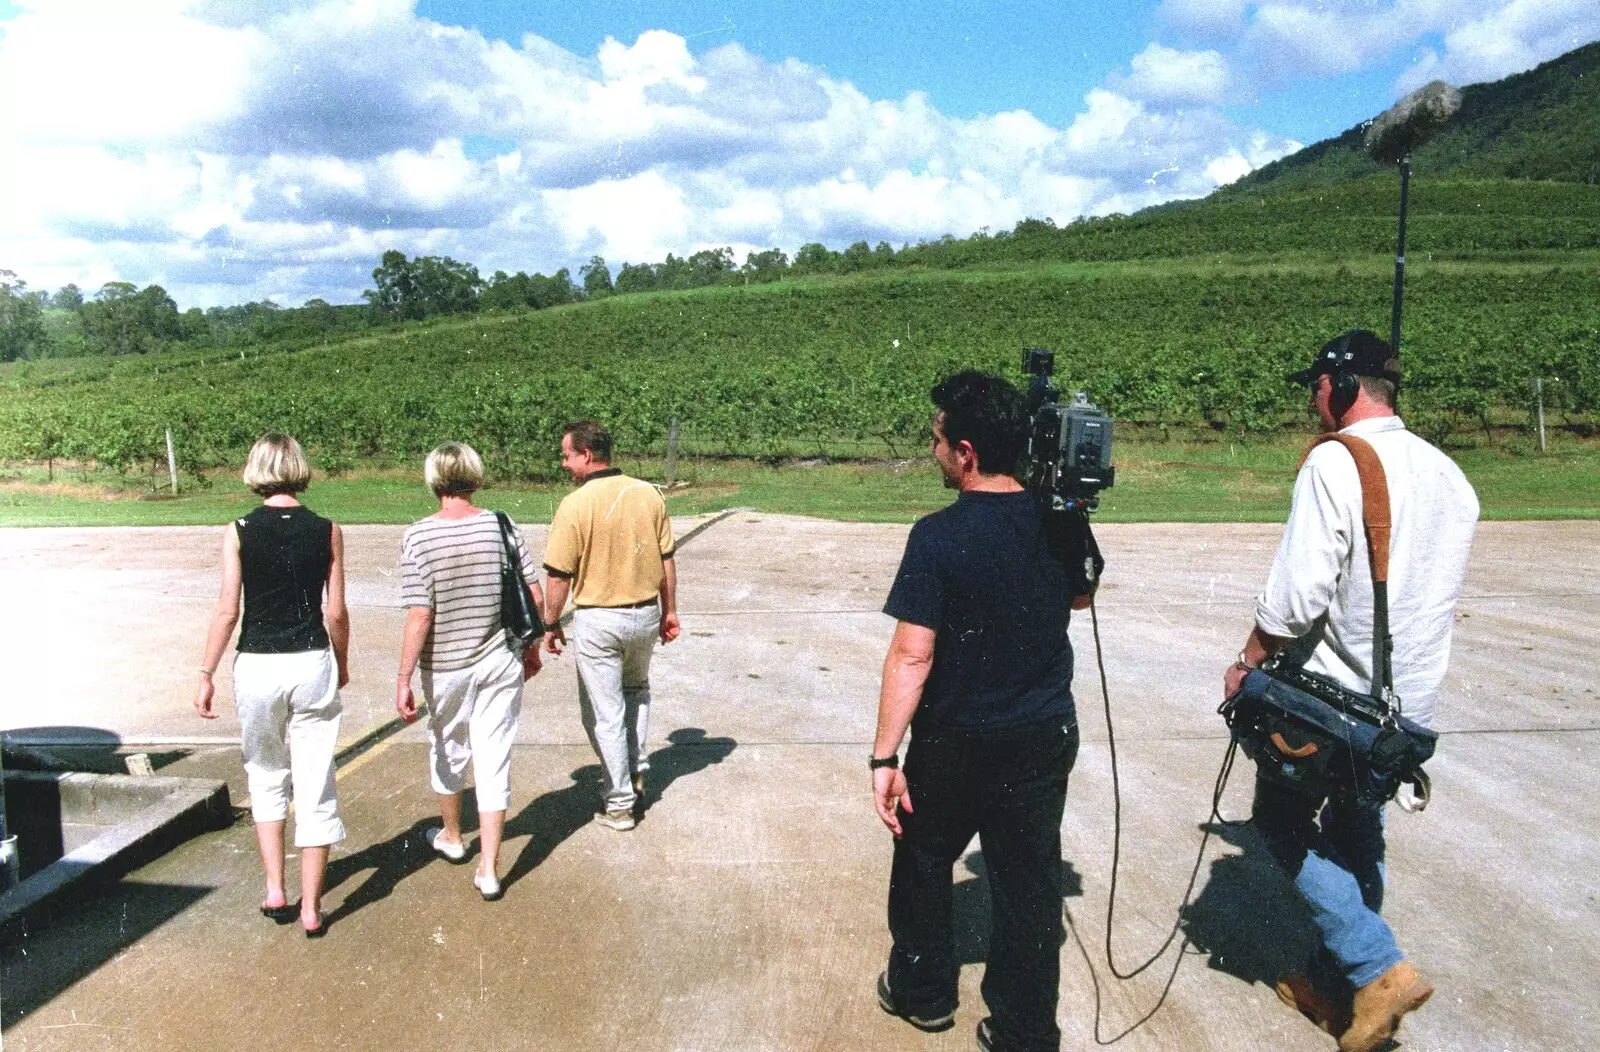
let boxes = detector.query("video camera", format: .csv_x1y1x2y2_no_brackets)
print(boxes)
1020,348,1115,513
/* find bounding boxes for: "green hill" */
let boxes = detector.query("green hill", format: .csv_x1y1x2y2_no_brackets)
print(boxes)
1220,40,1600,196
892,177,1600,268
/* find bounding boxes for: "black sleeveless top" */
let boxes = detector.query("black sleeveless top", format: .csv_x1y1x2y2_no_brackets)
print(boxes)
236,504,333,654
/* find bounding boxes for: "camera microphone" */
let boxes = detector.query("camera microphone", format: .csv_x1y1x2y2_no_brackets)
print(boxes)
1364,80,1462,164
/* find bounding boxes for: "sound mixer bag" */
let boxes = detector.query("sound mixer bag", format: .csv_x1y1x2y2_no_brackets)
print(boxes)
1226,665,1437,807
1220,435,1437,810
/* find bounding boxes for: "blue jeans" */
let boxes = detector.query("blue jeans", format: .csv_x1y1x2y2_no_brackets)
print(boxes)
1251,773,1403,992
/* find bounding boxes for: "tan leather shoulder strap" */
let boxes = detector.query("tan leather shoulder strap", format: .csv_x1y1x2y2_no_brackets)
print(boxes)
1298,434,1391,584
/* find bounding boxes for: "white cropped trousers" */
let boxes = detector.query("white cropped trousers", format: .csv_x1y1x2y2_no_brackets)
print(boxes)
233,648,345,848
420,645,524,813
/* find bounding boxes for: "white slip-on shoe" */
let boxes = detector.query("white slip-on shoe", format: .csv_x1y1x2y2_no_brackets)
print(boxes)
425,826,467,862
594,810,636,831
473,871,503,901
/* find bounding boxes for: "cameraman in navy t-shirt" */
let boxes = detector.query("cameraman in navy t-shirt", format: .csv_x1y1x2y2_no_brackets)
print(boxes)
871,371,1097,1052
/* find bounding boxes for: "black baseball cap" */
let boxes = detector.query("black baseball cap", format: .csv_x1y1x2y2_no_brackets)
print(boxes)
1287,329,1402,388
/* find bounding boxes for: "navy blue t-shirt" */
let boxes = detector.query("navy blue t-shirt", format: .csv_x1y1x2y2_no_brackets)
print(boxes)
884,490,1078,733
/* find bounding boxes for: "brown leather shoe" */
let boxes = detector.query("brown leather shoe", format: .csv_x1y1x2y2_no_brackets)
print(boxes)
1276,973,1352,1036
1339,962,1434,1052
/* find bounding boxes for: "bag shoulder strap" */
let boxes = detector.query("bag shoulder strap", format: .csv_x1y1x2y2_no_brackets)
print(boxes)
1298,434,1391,582
1297,433,1395,700
492,511,518,567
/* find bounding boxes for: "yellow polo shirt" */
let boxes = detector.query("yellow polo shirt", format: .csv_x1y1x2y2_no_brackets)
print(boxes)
543,470,675,607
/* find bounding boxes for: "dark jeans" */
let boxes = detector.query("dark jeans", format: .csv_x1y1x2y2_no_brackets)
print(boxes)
887,715,1079,1052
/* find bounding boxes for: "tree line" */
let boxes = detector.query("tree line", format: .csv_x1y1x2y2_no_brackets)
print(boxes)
0,270,371,361
0,220,1070,361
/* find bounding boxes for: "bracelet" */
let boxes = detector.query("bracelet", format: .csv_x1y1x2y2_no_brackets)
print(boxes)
868,754,900,771
198,668,213,678
1234,649,1257,671
397,671,413,680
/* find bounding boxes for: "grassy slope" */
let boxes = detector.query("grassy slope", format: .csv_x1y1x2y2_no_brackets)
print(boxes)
900,177,1600,267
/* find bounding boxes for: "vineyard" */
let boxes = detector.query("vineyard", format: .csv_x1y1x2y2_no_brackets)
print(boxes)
2,177,1597,481
897,176,1600,268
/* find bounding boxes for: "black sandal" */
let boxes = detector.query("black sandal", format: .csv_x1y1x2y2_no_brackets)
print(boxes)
303,913,327,939
260,903,298,924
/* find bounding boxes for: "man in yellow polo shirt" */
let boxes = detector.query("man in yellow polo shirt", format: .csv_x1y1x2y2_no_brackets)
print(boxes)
543,420,679,830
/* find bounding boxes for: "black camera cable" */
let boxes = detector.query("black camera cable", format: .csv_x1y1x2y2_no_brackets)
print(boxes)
1070,590,1246,1042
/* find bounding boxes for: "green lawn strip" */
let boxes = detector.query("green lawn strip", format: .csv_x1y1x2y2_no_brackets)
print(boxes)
0,469,561,528
4,436,1593,527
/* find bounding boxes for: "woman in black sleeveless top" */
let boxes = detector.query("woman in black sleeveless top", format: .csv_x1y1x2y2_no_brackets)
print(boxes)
195,433,350,938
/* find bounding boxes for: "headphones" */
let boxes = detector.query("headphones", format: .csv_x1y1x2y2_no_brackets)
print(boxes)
1325,331,1362,419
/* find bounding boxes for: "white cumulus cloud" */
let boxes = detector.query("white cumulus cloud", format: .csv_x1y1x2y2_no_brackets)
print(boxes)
1113,43,1233,105
1164,0,1598,87
0,0,1301,306
1396,0,1600,92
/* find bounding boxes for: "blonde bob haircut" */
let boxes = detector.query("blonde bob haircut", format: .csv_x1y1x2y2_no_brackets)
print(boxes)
425,441,484,497
242,432,311,496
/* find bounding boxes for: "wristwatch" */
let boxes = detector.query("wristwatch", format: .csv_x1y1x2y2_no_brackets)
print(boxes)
868,754,900,771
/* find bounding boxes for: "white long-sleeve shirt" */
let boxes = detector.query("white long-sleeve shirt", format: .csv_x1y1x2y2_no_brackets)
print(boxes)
1255,415,1479,727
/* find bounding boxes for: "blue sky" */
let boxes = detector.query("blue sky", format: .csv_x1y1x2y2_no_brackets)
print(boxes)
418,0,1154,128
1,0,1596,307
418,0,1423,143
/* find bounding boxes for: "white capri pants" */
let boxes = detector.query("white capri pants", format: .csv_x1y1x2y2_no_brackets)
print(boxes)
234,648,345,848
420,645,523,813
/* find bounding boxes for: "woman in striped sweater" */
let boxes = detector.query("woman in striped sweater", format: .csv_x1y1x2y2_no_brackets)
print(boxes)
394,442,544,901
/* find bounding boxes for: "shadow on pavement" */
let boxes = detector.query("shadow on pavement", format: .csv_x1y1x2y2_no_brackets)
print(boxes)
502,766,606,889
1181,819,1316,987
502,727,737,890
952,853,1086,964
638,727,737,815
2,726,189,776
0,881,213,1030
323,790,483,927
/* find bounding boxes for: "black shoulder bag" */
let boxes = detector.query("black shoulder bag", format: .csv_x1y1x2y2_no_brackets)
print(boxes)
1220,434,1438,810
494,512,545,650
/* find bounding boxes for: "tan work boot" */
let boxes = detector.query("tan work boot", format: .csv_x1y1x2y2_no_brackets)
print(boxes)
1339,962,1434,1052
1275,973,1352,1037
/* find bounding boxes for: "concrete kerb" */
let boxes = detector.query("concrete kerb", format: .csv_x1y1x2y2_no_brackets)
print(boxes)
0,770,233,932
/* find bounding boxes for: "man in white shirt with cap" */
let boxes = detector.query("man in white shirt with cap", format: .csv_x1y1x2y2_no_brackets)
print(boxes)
1223,329,1478,1052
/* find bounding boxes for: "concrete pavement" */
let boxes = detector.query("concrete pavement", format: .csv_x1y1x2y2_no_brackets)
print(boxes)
1,516,1596,1050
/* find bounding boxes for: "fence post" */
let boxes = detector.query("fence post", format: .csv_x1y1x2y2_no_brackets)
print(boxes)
165,427,179,495
1533,378,1547,453
664,417,680,487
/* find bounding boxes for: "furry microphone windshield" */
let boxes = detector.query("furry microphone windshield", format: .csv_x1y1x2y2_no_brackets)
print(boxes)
1364,81,1463,164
